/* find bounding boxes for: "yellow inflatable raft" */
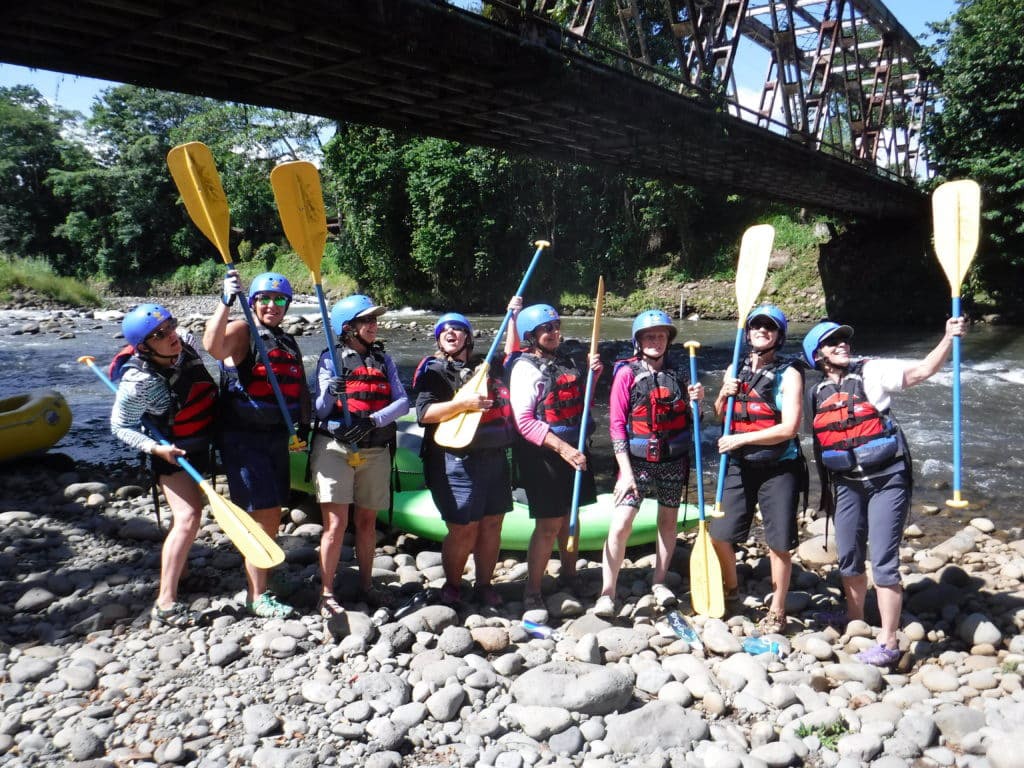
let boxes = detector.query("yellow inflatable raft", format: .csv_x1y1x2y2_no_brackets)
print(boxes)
0,390,72,462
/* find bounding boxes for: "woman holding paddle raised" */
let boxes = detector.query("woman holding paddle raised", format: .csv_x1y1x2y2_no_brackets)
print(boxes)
804,316,966,667
311,294,409,618
597,310,704,617
413,298,522,609
508,304,602,614
112,304,218,628
204,271,310,619
711,304,804,635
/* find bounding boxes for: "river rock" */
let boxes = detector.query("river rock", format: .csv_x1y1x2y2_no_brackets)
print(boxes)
959,613,1002,647
604,701,708,753
510,662,632,715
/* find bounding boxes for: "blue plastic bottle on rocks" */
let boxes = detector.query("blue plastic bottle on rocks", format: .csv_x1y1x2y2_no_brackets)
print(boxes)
742,637,780,656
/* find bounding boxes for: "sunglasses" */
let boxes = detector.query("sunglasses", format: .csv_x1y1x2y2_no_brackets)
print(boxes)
821,334,851,348
535,321,561,334
439,323,468,335
749,319,778,331
146,318,178,342
255,295,289,307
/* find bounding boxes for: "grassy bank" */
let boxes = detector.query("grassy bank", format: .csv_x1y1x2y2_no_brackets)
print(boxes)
0,255,101,307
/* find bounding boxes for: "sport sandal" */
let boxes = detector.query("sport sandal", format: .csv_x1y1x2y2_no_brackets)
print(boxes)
150,602,199,629
246,591,295,619
855,643,900,667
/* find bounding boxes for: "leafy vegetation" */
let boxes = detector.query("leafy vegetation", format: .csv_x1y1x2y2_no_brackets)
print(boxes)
0,254,100,306
795,718,850,751
925,0,1024,309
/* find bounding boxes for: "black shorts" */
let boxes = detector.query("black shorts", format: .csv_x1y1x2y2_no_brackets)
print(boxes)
151,445,212,479
710,458,800,552
513,439,596,519
425,447,513,526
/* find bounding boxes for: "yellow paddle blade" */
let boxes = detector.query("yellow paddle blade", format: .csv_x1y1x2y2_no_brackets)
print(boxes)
734,224,775,328
271,161,328,284
932,179,980,297
167,142,232,263
589,276,605,356
689,521,724,618
198,480,284,569
434,362,490,449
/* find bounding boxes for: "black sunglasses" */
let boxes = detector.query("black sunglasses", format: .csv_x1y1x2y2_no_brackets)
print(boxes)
146,318,178,342
535,321,561,334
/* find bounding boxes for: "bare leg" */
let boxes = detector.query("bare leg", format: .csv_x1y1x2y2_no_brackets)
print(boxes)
526,517,563,595
353,505,378,592
554,515,578,581
473,515,504,588
319,502,351,597
155,472,204,608
443,520,478,589
767,548,792,615
712,537,738,591
601,505,637,597
841,572,868,621
875,583,903,648
652,504,679,585
244,506,282,601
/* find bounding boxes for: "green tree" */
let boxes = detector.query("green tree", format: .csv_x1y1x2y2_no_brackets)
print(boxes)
926,0,1024,306
0,86,90,265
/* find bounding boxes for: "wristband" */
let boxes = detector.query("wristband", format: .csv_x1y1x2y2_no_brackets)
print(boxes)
221,293,236,307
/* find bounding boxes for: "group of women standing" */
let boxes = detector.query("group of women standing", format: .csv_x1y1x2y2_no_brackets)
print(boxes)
110,273,967,668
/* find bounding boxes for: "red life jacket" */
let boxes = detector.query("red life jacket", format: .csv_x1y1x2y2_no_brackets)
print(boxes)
812,361,902,473
413,355,515,451
220,326,304,429
322,345,397,447
614,358,691,461
515,352,588,444
121,342,218,449
729,356,798,464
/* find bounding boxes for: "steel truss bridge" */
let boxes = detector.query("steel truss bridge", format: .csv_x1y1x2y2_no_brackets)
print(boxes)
0,0,936,217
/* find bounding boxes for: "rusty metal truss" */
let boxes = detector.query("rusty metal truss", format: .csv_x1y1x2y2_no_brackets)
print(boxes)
528,0,935,179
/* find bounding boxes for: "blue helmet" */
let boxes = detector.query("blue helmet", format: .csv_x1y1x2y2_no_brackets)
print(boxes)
248,272,293,306
802,321,854,369
331,294,386,336
746,304,788,346
517,304,560,342
122,303,174,347
631,309,677,347
434,312,473,339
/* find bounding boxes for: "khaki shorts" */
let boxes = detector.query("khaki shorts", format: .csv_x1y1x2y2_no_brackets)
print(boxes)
310,434,392,510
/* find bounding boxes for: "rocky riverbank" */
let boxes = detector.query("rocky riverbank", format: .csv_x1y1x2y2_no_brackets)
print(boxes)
3,455,1024,768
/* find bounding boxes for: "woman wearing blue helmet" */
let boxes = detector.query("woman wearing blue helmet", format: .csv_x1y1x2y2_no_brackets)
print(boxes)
804,315,966,667
204,270,310,619
596,309,704,617
111,303,218,627
310,293,409,616
507,302,602,615
710,303,803,635
413,296,522,609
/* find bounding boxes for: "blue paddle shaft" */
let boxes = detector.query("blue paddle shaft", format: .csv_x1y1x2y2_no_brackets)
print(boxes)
481,242,547,369
82,359,205,486
228,264,298,439
315,282,350,427
951,297,963,493
688,352,706,521
714,326,746,506
568,364,597,536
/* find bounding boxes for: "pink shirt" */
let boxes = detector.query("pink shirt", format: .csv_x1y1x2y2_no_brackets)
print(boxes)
608,364,635,443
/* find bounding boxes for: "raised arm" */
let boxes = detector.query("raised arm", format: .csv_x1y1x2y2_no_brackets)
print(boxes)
902,317,967,388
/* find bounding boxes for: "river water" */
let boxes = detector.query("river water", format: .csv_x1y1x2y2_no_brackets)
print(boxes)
2,305,1021,542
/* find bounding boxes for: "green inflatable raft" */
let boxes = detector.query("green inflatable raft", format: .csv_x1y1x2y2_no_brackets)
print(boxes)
290,417,702,552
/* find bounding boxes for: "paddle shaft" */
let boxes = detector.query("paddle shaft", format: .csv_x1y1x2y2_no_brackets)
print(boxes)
482,240,549,369
951,296,964,498
80,358,206,486
568,277,604,549
713,325,745,508
686,343,706,518
314,283,351,428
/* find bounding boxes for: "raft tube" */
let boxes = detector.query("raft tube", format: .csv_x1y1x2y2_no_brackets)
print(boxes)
0,389,72,462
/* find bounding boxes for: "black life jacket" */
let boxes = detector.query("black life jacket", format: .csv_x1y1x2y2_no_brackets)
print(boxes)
220,325,304,429
811,360,904,474
121,342,218,452
730,356,798,464
413,355,515,451
614,357,691,461
320,344,397,447
513,351,590,445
